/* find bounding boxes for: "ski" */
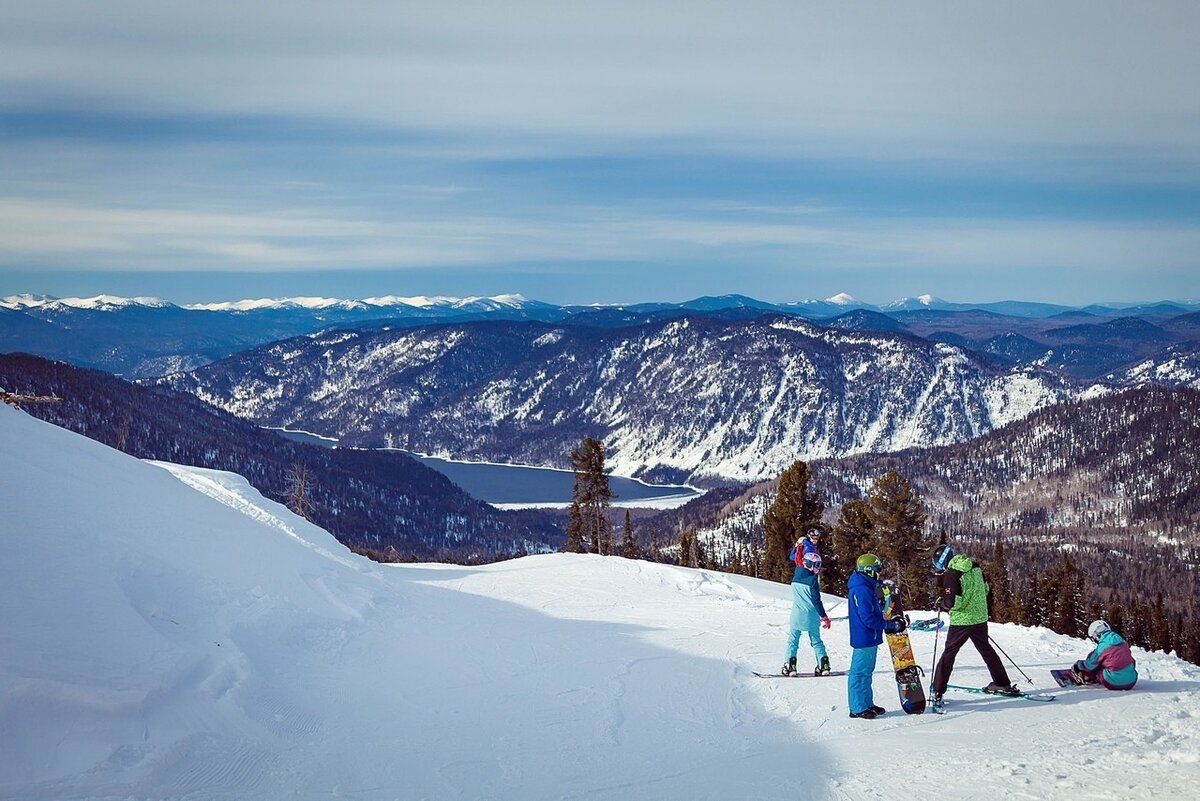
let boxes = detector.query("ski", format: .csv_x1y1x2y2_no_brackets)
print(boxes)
945,684,1056,703
753,671,849,678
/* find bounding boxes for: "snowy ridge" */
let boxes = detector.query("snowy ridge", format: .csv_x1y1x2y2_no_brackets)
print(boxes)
170,316,1077,483
1,293,173,310
3,402,1200,799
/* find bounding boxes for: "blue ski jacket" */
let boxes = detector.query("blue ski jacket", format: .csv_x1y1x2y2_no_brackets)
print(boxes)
788,546,827,618
847,570,897,648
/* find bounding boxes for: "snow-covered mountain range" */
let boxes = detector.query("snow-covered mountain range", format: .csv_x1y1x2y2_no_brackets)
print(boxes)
4,291,1198,379
164,315,1081,484
4,400,1199,800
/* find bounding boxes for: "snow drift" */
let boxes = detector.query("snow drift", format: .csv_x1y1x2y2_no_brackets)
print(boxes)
2,403,1199,800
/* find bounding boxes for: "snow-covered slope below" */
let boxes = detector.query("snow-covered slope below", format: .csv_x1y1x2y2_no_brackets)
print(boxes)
3,403,1200,800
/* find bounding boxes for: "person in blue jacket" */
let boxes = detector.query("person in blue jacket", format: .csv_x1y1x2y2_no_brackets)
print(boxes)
846,553,906,719
782,543,832,676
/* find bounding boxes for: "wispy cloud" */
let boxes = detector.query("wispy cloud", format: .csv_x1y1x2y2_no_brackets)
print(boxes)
1,2,1198,302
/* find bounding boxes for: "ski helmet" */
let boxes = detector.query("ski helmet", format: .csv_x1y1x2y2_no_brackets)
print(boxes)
1087,619,1111,643
855,553,882,577
932,544,954,573
802,552,823,573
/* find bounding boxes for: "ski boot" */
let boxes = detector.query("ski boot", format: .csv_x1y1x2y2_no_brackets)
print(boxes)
931,693,946,713
781,656,797,676
814,655,831,676
983,682,1021,696
849,708,878,720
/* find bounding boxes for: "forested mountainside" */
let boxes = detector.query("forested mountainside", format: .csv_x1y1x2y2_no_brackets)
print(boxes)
0,354,559,559
162,315,1076,485
675,385,1200,612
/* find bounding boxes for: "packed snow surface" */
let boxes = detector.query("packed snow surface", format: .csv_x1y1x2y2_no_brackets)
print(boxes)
3,404,1200,800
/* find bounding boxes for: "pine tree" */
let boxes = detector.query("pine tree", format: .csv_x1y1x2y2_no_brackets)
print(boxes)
866,471,933,607
1105,599,1126,637
678,527,698,568
1150,593,1171,653
988,539,1012,623
567,436,613,555
830,499,875,589
761,461,826,583
620,510,639,559
564,502,585,553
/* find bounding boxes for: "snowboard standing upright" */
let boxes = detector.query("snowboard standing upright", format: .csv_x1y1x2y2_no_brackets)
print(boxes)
882,583,926,714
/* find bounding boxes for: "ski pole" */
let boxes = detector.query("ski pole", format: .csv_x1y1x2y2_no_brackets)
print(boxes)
928,608,943,698
989,635,1033,685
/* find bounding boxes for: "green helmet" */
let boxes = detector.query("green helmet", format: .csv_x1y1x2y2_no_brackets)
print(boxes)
855,553,882,576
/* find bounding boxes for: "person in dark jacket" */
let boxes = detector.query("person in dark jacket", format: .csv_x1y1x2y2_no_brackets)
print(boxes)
846,553,905,719
1073,620,1138,690
782,543,832,676
929,544,1015,710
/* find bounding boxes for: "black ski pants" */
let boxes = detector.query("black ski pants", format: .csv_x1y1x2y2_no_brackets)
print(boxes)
931,621,1011,695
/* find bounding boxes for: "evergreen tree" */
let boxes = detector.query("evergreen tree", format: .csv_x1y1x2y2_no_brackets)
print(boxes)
866,471,933,606
760,461,826,583
1126,598,1147,647
988,539,1012,623
564,502,585,553
678,527,699,569
620,510,639,559
1150,593,1172,653
830,499,875,589
567,436,613,555
1105,600,1126,637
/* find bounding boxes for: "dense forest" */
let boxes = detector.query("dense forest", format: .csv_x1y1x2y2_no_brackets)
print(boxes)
0,354,560,560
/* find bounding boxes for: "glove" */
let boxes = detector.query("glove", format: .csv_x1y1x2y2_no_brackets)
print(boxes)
821,616,831,630
890,614,907,633
1073,660,1086,673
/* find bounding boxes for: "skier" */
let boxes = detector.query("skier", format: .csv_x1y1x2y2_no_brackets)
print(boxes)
846,553,906,719
797,529,822,558
929,544,1016,710
1072,620,1138,690
781,544,832,676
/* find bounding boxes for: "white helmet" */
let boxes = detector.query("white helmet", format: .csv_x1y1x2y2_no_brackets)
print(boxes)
1087,619,1111,643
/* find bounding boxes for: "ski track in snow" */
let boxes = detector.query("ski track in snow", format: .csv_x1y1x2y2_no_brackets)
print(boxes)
3,403,1200,800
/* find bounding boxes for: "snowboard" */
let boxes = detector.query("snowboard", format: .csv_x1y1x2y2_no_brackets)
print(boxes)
753,671,849,679
1050,668,1090,687
881,584,926,714
945,684,1056,703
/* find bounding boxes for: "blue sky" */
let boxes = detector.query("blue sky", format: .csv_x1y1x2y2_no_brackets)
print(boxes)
2,1,1198,305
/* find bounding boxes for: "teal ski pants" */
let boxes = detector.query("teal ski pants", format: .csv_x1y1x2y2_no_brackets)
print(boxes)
785,582,828,663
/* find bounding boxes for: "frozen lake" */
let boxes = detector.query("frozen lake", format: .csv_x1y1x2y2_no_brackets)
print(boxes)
271,428,699,508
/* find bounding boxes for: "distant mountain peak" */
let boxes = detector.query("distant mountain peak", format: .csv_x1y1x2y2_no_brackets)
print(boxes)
2,294,173,310
884,294,950,311
826,292,858,305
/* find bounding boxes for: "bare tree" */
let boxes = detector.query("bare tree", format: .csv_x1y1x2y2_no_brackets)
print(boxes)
284,462,315,521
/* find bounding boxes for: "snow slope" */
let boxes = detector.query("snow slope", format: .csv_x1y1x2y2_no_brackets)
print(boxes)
3,404,1200,800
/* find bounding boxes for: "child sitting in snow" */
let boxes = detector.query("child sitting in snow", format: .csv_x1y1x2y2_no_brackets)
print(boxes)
1072,620,1138,690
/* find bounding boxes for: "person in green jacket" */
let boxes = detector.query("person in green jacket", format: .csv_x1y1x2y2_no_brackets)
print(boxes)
929,544,1016,710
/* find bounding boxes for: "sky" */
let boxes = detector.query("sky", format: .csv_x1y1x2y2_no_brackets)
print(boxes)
2,1,1198,305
